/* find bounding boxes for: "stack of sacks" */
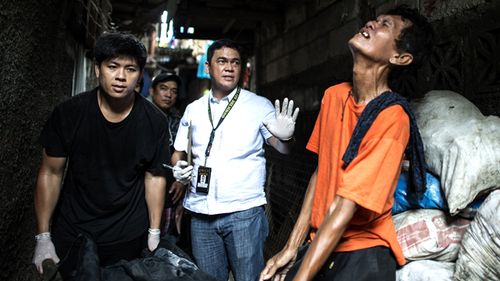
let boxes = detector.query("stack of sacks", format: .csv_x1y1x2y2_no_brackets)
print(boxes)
393,90,500,281
411,90,500,215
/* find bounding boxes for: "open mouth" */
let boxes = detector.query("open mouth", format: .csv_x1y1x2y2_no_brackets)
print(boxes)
359,29,370,39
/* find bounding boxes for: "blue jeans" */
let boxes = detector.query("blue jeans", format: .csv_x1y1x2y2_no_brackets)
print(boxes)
191,206,269,281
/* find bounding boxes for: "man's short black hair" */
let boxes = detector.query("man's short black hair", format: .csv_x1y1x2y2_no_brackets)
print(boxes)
385,5,435,69
151,72,182,89
94,32,148,70
207,39,244,63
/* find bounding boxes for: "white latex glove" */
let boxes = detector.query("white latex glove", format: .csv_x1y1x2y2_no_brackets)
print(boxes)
32,232,60,274
264,98,300,141
172,160,193,185
148,228,161,251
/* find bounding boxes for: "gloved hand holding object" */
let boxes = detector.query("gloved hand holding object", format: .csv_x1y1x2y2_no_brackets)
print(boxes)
32,232,60,274
264,98,300,141
173,160,193,185
148,228,161,251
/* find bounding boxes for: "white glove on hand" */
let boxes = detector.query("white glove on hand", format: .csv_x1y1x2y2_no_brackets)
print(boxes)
264,98,300,141
32,232,60,274
148,228,161,252
173,160,193,185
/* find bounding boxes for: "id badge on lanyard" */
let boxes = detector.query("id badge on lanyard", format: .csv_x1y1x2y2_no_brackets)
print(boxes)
196,166,211,194
196,87,240,195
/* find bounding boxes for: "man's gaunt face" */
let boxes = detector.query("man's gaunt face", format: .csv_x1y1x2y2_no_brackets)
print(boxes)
95,56,142,99
205,47,242,94
349,14,412,62
152,80,178,112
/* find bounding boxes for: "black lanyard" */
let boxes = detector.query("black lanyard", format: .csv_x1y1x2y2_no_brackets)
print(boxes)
205,87,241,162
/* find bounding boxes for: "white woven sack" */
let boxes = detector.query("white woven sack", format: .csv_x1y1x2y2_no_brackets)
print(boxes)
454,190,500,281
411,90,484,129
411,90,500,215
396,260,455,281
394,209,470,261
439,125,500,214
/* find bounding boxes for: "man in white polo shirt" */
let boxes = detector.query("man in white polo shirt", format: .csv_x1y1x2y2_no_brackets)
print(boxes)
171,39,299,281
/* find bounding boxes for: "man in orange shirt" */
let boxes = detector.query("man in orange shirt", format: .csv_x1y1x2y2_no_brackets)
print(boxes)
260,5,433,281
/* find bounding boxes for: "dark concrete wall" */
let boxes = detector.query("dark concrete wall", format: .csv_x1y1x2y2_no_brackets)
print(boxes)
0,0,74,279
257,0,500,113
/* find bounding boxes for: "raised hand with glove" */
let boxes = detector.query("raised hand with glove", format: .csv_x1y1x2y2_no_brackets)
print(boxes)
32,232,60,274
264,98,300,141
173,160,193,185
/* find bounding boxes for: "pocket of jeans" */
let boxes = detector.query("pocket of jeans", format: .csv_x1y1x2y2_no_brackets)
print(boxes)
232,207,261,220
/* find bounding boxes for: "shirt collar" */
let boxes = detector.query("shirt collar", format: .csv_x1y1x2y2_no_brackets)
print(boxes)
209,87,239,104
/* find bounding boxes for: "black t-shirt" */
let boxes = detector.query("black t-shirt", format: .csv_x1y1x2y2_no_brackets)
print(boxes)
39,88,171,245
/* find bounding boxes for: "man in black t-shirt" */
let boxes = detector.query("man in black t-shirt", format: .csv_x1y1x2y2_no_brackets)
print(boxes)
32,32,171,279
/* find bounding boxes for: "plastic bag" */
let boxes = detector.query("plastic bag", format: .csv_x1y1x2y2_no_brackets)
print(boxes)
393,171,447,215
456,194,486,219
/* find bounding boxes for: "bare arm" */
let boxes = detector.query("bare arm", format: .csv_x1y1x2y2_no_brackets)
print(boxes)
284,167,317,250
267,136,294,154
34,149,66,234
171,150,187,165
260,167,318,281
169,149,189,203
144,171,167,229
292,195,357,281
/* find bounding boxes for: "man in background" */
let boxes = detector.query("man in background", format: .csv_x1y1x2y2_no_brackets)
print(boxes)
150,72,186,241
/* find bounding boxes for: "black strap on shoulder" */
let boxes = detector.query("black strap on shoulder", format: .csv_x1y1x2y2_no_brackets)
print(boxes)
341,92,427,198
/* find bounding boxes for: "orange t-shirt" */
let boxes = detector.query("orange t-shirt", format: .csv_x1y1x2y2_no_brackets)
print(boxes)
306,82,408,266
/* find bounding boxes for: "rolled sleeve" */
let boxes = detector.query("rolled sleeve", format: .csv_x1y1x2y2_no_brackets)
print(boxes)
173,107,191,152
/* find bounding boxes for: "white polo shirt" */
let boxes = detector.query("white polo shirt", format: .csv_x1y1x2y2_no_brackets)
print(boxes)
174,87,275,215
